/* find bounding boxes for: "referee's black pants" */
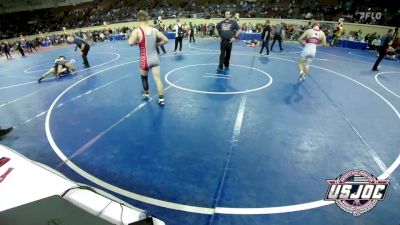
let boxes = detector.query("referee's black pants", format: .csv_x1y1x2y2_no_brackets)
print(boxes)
260,39,270,55
81,45,90,67
219,40,232,69
271,34,283,51
372,46,387,70
17,47,25,56
174,37,182,51
156,45,166,54
190,34,195,43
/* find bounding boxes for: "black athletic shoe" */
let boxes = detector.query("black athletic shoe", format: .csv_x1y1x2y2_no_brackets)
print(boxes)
225,66,230,70
217,67,223,72
38,77,43,83
0,127,13,138
372,68,379,71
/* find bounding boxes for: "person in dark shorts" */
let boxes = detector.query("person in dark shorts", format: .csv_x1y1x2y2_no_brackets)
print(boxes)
372,29,394,71
215,11,241,71
67,35,90,68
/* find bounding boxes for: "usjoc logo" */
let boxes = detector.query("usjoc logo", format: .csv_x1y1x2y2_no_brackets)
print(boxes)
325,170,390,216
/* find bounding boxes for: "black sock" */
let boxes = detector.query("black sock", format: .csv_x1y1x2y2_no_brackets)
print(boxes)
141,75,149,92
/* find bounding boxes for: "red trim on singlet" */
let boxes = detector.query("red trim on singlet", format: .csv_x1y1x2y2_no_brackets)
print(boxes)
306,29,321,44
306,37,321,44
139,27,148,70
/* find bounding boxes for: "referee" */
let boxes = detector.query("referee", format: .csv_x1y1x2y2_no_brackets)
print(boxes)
215,11,240,71
372,29,394,71
67,35,91,68
270,22,284,51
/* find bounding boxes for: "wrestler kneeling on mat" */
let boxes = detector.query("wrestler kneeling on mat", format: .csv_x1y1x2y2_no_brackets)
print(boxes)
38,56,76,83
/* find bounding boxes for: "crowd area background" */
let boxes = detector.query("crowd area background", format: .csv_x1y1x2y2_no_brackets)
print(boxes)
0,0,399,60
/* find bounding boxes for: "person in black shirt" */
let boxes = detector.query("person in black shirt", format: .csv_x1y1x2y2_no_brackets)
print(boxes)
1,41,12,59
189,22,195,43
173,19,184,53
215,11,241,71
67,35,91,68
15,41,25,57
28,40,37,53
154,20,167,55
372,29,394,71
393,27,398,41
260,20,271,55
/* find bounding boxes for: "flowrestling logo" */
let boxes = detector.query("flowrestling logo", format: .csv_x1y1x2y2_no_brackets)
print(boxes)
325,170,390,216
